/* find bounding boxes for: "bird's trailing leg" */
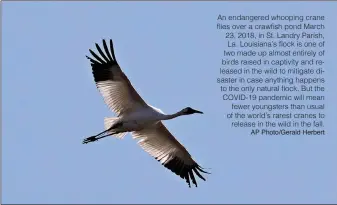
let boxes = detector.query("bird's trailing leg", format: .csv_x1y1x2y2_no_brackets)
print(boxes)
82,129,117,144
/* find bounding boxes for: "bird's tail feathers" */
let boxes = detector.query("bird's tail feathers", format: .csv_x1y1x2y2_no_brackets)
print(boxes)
104,117,127,139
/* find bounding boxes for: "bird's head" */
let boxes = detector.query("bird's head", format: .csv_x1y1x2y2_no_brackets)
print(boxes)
181,107,203,115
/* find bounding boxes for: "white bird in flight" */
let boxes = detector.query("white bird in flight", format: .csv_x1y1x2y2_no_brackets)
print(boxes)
83,39,209,187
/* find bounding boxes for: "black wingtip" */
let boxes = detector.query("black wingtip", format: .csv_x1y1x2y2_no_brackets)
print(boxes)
160,156,209,188
197,165,211,174
102,39,113,62
86,39,119,67
193,167,206,181
109,39,118,64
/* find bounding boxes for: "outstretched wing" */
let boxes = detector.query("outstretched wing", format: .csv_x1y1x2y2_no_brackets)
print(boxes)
132,122,209,187
86,39,148,116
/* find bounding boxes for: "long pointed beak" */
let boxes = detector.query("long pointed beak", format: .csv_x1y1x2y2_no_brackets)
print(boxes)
194,110,203,114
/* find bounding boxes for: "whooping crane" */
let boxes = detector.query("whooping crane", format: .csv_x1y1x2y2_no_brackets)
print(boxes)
83,39,209,187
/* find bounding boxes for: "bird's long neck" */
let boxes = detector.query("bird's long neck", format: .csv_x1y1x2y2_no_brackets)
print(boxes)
161,111,184,120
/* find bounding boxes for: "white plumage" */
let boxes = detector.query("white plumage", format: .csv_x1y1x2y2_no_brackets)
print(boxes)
83,39,209,187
